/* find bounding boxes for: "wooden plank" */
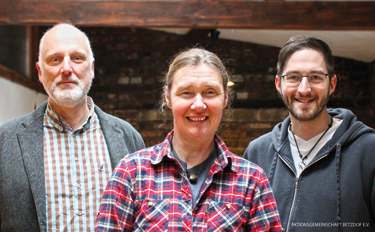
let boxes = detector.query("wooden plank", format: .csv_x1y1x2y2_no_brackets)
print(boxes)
0,1,374,30
0,64,45,93
185,29,212,43
29,26,39,82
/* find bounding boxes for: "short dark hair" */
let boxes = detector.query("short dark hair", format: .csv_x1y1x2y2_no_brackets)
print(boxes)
277,36,334,76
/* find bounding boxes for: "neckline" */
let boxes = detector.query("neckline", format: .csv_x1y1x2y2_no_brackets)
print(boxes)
171,143,215,184
290,116,333,170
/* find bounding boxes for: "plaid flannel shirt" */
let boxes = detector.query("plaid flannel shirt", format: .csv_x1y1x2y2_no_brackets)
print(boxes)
96,131,281,231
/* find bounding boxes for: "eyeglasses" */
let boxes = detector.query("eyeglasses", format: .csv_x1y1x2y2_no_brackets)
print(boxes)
280,73,332,86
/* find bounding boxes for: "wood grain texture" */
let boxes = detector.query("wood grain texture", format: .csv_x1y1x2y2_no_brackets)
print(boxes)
0,1,374,30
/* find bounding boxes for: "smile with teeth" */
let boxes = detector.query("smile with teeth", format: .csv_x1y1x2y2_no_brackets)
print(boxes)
296,99,314,103
188,116,207,121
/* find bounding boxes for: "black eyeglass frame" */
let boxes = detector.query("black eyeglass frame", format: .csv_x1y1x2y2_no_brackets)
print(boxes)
280,73,334,85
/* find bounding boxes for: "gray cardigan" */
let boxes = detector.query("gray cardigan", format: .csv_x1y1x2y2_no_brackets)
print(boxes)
0,102,145,232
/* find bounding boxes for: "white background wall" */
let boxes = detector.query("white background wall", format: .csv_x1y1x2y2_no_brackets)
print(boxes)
0,78,48,125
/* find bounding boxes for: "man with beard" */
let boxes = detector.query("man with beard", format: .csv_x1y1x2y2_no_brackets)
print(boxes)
244,36,375,232
0,23,145,232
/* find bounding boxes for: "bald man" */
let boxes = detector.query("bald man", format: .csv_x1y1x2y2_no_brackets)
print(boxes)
0,23,145,232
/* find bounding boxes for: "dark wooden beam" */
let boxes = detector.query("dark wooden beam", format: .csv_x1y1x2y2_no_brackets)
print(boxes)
29,26,39,82
185,29,212,44
0,64,45,94
0,1,375,30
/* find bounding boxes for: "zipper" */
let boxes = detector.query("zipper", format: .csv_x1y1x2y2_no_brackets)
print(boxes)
278,153,329,231
306,153,328,168
277,153,297,232
285,177,299,232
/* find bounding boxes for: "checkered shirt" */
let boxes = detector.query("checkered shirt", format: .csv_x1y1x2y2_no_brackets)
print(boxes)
96,131,282,231
44,98,112,231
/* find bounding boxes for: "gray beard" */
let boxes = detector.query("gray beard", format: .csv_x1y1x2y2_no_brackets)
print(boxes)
46,81,91,108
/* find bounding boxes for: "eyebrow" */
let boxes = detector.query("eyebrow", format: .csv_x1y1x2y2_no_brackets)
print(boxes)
175,82,221,90
45,51,87,59
284,70,327,75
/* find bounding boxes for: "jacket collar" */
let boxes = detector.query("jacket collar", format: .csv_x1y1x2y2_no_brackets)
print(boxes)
17,100,126,230
18,101,48,231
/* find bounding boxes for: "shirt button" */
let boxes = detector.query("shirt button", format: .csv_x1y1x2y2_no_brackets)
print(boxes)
194,206,199,211
77,211,84,216
148,201,153,207
226,203,231,210
74,157,79,160
76,183,81,188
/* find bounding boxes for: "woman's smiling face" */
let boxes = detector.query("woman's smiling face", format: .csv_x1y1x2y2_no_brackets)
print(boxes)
166,64,228,140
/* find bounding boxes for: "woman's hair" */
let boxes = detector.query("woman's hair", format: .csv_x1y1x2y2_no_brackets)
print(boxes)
160,47,233,112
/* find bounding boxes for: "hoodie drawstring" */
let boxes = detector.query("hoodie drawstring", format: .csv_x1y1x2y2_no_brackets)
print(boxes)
335,143,342,231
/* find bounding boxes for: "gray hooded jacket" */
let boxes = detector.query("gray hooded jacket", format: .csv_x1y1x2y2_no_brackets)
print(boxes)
244,108,375,232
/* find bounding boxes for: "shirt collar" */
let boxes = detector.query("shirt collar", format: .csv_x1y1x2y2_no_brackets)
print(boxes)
45,97,95,133
150,130,238,173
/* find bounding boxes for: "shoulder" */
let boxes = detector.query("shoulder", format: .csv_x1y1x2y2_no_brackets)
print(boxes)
0,115,25,133
114,143,163,174
0,103,46,136
228,152,266,179
243,131,273,158
227,153,274,193
249,132,273,148
95,106,143,139
95,106,134,129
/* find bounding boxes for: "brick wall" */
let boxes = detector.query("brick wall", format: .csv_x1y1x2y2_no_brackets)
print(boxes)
37,26,374,155
111,108,288,156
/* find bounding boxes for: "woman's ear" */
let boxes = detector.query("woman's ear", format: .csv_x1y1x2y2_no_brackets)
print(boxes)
224,87,228,108
165,87,172,109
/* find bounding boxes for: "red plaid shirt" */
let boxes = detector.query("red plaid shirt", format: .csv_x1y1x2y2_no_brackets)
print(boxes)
96,131,281,231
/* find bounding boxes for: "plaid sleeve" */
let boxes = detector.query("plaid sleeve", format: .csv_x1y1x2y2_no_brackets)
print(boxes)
96,159,135,232
248,170,282,231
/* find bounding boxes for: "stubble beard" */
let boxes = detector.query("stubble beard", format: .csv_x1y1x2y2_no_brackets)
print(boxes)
46,75,92,108
280,88,330,122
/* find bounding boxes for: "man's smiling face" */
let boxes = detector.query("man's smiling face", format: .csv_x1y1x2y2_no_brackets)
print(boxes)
275,48,336,122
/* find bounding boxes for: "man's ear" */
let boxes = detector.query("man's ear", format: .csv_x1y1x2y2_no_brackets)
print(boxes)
275,75,282,94
36,62,43,83
91,61,95,79
329,74,337,95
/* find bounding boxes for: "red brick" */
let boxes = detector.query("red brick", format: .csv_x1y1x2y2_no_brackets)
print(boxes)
140,130,165,138
223,139,238,147
247,122,272,129
221,131,239,139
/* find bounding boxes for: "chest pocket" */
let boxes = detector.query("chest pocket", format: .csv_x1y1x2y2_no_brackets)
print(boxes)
207,201,246,231
134,199,169,232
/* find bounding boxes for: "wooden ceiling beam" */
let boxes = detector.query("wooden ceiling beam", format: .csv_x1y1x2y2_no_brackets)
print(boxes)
1,1,375,30
0,64,45,93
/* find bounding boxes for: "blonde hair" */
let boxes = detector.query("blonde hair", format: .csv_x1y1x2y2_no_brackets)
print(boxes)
161,47,231,111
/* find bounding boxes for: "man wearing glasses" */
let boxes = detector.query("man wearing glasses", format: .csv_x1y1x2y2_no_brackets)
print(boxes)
244,36,375,232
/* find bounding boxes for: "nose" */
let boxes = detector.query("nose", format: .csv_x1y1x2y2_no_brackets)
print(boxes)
61,57,73,75
190,94,207,111
297,76,311,95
